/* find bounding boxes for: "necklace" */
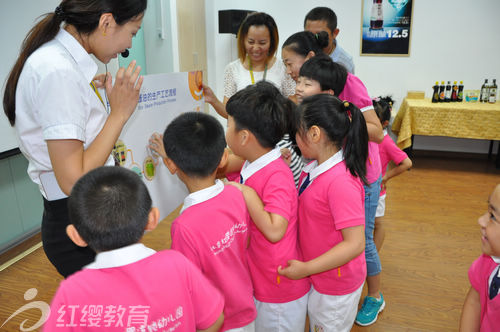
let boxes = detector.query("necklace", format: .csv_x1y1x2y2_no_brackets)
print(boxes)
248,57,268,84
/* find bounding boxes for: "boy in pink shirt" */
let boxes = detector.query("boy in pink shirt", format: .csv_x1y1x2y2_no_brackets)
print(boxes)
225,82,310,332
44,166,224,332
162,112,256,332
460,184,500,331
372,97,412,251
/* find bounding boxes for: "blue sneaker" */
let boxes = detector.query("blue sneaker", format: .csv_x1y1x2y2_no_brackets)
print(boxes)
355,293,385,326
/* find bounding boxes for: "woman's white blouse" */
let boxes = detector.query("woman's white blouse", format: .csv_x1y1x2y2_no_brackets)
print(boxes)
223,58,296,98
14,29,114,198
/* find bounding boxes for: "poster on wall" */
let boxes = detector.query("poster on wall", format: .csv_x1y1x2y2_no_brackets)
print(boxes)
360,0,413,56
114,71,204,219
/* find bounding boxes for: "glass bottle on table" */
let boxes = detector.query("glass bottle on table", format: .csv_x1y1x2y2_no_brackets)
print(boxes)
451,81,458,102
445,81,452,102
457,81,464,102
480,79,489,103
439,81,446,102
489,79,497,103
432,81,439,103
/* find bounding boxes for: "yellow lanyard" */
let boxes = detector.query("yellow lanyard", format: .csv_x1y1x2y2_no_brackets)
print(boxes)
248,57,268,84
89,81,106,110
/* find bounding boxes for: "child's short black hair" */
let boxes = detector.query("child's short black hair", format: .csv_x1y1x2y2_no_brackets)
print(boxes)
163,112,226,178
299,53,347,95
226,81,297,148
68,166,152,252
304,7,338,32
373,96,395,124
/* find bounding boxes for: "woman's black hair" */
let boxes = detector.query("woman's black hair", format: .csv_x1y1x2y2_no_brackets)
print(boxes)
373,96,395,125
297,94,368,185
3,0,147,126
299,53,348,95
226,81,297,149
282,30,328,57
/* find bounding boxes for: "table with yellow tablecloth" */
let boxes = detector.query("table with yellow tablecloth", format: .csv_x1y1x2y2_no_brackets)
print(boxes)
391,98,500,151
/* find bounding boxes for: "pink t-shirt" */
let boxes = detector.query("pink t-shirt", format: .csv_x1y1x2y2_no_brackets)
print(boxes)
338,73,381,184
298,160,367,295
379,133,408,195
468,254,500,331
171,185,256,331
44,250,224,332
243,158,311,303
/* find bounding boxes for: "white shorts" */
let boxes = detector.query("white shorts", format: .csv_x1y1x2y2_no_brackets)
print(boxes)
225,320,255,332
375,193,386,218
307,284,363,332
254,290,309,332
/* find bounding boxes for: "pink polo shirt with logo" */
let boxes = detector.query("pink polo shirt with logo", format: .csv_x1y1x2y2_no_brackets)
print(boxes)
468,254,500,331
171,182,256,331
298,158,367,295
241,150,310,303
338,73,381,184
44,247,224,331
379,131,408,195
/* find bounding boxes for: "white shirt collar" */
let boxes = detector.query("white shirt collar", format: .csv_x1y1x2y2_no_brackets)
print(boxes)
300,149,344,187
180,179,224,214
383,128,388,136
84,243,156,269
492,256,500,264
240,147,281,184
55,28,97,83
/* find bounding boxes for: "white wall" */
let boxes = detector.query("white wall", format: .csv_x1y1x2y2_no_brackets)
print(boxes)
205,0,500,154
0,0,60,153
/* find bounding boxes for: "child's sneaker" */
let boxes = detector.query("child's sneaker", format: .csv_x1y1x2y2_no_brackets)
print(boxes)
355,293,385,326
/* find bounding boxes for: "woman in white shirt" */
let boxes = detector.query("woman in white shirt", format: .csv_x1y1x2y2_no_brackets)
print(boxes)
3,0,146,277
203,12,295,119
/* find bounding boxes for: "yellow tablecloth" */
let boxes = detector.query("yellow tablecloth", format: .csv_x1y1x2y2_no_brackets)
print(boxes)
391,98,500,150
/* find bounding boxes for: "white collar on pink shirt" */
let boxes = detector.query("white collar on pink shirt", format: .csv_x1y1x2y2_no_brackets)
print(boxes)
383,128,388,136
240,147,281,184
299,149,344,188
84,243,156,270
180,179,224,214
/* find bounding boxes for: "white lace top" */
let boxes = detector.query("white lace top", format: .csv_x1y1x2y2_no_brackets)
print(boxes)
223,58,296,98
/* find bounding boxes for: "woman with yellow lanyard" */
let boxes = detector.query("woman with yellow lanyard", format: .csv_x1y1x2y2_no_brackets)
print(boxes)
203,12,295,119
3,0,146,278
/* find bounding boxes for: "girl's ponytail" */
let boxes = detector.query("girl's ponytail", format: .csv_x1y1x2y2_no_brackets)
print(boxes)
342,101,368,185
3,11,62,126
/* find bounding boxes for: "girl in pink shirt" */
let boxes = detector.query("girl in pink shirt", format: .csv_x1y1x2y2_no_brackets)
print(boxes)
278,94,368,332
226,81,311,332
372,97,412,252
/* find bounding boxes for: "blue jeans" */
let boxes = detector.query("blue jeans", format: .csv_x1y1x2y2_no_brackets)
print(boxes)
364,176,382,276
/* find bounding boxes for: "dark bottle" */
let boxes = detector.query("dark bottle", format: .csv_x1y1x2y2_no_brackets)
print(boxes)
457,81,464,102
489,79,497,103
451,81,458,102
370,0,383,30
480,79,489,103
445,81,452,102
432,81,439,103
439,81,446,102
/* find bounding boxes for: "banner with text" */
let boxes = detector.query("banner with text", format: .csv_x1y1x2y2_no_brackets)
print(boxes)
115,71,204,219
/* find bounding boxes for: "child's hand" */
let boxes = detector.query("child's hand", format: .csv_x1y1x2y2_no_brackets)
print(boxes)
381,175,388,191
278,260,309,280
148,133,167,160
280,148,292,166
